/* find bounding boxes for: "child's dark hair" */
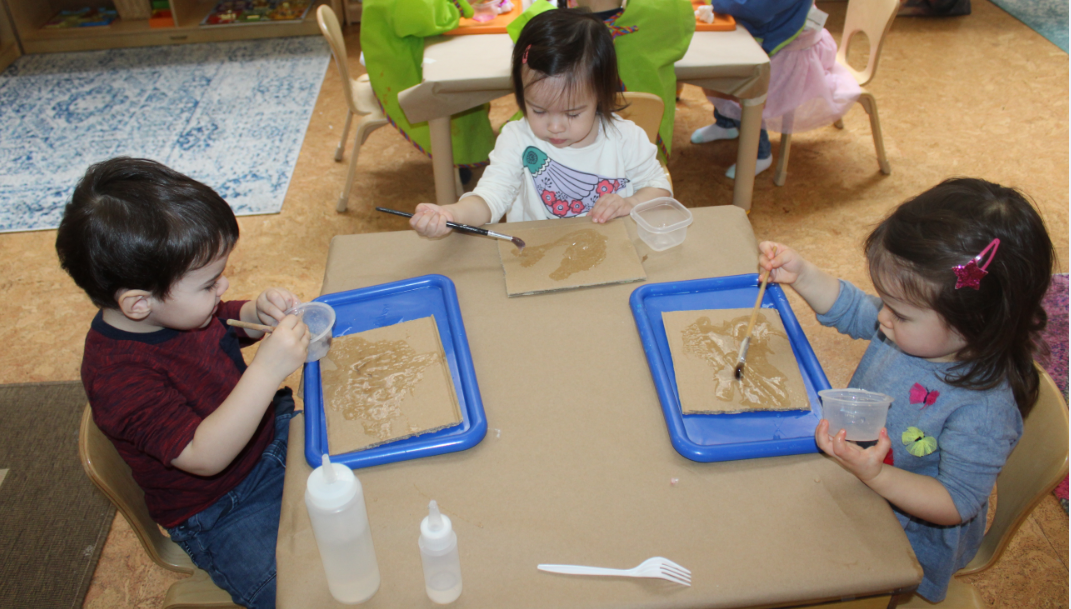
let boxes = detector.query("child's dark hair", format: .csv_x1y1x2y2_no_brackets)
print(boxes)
512,9,625,120
56,157,239,309
865,178,1054,412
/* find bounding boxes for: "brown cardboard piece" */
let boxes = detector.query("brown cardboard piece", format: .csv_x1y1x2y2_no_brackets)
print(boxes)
497,217,646,296
319,316,462,454
662,308,809,414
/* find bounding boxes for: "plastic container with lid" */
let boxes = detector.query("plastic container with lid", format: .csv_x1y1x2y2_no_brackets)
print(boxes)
630,197,694,252
305,454,380,604
418,500,463,604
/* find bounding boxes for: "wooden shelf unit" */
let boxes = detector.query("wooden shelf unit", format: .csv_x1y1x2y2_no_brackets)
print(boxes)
2,0,333,55
0,0,20,71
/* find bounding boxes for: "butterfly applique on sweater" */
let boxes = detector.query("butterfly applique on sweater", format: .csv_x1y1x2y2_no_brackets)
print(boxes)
523,146,629,218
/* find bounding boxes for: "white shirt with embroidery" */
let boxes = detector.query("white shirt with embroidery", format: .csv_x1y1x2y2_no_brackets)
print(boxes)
462,115,672,224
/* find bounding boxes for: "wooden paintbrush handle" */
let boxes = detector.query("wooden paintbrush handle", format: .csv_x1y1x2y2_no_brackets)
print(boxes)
743,271,771,338
226,319,274,333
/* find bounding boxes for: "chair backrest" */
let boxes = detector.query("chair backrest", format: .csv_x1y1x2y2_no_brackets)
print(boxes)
837,0,899,87
78,405,195,573
617,92,664,146
959,365,1070,575
317,5,358,113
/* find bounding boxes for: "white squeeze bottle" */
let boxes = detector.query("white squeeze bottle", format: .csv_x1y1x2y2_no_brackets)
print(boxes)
419,500,463,604
305,454,381,604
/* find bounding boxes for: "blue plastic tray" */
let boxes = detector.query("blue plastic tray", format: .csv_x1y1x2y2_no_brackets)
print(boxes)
302,274,486,469
630,274,830,462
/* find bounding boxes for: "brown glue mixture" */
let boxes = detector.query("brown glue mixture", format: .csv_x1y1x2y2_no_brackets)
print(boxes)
680,312,794,409
321,335,440,442
512,228,607,280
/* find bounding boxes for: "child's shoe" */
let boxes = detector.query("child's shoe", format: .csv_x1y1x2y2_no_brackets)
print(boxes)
690,123,739,144
725,155,773,180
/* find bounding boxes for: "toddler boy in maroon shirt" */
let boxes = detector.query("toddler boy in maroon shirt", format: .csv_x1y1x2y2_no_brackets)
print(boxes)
56,157,310,609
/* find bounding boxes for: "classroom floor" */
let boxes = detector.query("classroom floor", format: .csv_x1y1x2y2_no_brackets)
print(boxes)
0,0,1065,607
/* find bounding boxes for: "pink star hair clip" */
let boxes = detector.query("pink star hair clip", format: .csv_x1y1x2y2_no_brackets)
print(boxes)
953,238,1000,290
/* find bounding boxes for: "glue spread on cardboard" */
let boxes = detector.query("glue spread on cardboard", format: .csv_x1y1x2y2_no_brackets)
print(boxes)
512,228,608,280
681,312,795,410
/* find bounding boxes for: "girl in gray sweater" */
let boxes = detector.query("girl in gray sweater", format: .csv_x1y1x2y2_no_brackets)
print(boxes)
758,178,1055,602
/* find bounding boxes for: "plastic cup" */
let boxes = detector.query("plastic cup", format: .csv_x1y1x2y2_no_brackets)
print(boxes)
629,197,694,252
818,388,893,442
472,1,497,22
286,302,336,363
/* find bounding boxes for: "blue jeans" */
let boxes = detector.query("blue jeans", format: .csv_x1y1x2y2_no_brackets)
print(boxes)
167,388,298,609
714,108,772,160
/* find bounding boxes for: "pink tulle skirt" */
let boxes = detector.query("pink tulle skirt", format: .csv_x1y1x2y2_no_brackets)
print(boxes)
712,28,861,134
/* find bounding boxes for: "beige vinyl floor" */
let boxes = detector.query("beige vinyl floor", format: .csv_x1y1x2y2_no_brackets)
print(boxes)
0,1,1066,607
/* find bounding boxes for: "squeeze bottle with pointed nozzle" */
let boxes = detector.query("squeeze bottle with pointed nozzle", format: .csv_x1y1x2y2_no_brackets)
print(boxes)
419,500,463,604
305,454,380,604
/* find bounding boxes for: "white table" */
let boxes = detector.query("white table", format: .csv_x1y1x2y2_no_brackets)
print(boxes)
397,29,770,210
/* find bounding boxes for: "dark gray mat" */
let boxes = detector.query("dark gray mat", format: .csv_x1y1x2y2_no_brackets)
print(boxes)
0,381,115,609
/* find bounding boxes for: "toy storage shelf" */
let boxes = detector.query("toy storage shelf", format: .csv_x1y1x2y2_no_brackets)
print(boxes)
2,0,333,54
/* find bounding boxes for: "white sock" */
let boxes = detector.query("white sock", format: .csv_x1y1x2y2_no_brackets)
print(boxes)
691,123,739,144
725,154,774,179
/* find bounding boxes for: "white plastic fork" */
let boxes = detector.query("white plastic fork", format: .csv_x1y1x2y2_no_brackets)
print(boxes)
537,556,692,586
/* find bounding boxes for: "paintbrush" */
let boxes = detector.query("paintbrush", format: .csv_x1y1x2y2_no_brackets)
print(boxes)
227,319,275,333
734,270,772,381
376,207,526,251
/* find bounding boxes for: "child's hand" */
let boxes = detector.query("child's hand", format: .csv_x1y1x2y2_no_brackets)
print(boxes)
590,193,633,224
814,420,891,483
410,203,455,238
255,288,301,324
252,314,309,379
758,241,807,285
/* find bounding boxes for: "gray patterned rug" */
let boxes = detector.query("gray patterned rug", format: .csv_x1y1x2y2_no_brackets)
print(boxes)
0,36,330,233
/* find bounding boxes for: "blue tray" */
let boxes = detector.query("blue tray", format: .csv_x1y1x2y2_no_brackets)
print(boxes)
630,274,830,462
303,274,486,469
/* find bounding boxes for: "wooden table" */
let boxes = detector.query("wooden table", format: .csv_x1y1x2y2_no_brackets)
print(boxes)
397,29,770,211
276,207,921,608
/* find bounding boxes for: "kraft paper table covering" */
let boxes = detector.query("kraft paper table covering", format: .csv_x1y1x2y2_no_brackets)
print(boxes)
276,207,922,609
398,30,770,124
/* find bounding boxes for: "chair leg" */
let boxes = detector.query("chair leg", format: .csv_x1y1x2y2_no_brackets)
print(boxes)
335,110,354,162
858,92,891,175
773,133,791,187
337,117,387,213
163,569,239,609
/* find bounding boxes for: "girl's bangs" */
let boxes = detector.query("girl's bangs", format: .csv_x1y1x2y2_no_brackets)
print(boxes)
867,245,937,308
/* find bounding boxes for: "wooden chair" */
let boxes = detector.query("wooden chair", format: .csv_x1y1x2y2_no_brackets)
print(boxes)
317,5,389,213
898,365,1069,608
773,0,897,186
78,405,239,609
616,91,673,189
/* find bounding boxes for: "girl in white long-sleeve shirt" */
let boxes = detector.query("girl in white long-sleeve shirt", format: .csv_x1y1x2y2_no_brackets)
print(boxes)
410,9,671,236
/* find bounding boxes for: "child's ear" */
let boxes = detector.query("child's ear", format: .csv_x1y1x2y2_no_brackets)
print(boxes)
116,289,154,321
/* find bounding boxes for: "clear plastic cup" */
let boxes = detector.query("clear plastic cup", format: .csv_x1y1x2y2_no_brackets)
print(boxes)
630,197,694,252
472,0,497,22
818,389,893,442
286,302,336,363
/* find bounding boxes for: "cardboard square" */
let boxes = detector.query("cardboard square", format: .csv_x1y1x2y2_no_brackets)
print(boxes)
662,308,810,414
497,218,646,296
319,316,462,454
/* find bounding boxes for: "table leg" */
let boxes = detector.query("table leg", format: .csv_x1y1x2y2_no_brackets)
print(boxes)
733,96,765,211
428,116,458,206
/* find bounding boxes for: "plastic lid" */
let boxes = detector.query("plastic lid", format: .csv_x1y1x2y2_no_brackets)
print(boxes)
630,197,693,234
306,454,359,511
420,500,454,551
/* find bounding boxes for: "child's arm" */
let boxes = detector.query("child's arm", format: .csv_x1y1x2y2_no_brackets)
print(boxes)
815,423,963,525
171,292,310,476
758,241,841,315
410,197,493,238
589,186,672,224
